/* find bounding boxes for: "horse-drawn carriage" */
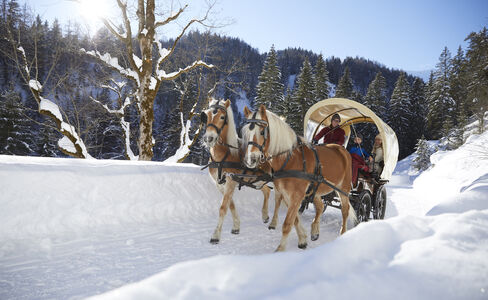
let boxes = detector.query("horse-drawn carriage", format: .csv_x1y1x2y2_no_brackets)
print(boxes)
302,98,399,222
200,97,398,251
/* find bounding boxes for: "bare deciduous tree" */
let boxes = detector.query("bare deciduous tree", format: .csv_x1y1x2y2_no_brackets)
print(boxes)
83,0,215,160
4,21,92,158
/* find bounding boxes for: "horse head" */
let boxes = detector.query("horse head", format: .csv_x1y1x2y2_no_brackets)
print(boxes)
201,99,233,149
242,105,270,168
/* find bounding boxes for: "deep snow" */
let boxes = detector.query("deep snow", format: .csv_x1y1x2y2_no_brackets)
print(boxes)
1,132,487,299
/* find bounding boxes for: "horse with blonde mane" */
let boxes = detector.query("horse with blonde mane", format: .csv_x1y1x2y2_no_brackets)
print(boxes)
242,105,357,252
200,99,282,244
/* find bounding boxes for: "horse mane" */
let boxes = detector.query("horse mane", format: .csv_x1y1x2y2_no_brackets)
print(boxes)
263,109,298,156
209,99,239,156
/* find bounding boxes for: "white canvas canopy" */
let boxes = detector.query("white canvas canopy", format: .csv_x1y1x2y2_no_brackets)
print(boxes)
303,98,399,181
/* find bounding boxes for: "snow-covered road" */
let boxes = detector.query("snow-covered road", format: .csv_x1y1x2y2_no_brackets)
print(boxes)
1,130,487,300
0,156,354,299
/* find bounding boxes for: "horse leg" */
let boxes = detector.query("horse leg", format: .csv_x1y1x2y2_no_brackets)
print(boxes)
311,195,324,241
229,197,240,234
338,193,353,235
260,185,271,223
210,179,237,244
268,190,282,230
275,190,305,252
294,213,308,249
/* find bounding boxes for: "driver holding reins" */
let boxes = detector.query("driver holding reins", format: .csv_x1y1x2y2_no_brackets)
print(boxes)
312,113,345,145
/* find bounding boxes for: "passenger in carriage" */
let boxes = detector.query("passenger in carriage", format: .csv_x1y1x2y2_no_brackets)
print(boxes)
348,133,373,186
368,134,384,177
312,113,345,145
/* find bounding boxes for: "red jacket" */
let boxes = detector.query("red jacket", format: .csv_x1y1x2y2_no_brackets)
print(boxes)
313,126,345,145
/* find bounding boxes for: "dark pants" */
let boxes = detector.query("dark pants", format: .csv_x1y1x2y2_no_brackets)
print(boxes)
351,153,369,186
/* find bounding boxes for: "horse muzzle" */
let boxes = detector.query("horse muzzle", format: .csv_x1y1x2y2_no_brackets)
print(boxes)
244,152,260,169
203,132,218,148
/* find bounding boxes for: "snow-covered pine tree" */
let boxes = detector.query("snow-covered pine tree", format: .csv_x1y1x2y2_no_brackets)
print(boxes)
464,27,488,133
291,57,315,133
351,90,363,104
442,116,455,150
450,46,468,119
37,118,62,157
364,71,388,119
156,107,181,161
427,47,455,139
314,54,329,101
409,78,427,149
287,94,302,134
388,72,412,158
255,45,284,113
0,88,36,155
281,87,293,120
412,137,431,171
335,66,353,99
452,105,467,149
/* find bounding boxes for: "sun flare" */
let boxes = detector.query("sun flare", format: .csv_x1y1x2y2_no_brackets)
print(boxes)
79,0,110,22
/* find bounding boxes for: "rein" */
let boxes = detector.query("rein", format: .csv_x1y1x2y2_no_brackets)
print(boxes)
243,115,348,197
201,105,270,189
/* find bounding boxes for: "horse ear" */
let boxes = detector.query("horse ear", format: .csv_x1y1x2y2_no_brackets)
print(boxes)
224,99,231,108
244,106,252,118
200,111,208,124
259,104,267,116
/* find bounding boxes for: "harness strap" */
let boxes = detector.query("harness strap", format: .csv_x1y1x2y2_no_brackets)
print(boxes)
273,169,349,197
303,145,323,204
201,149,232,184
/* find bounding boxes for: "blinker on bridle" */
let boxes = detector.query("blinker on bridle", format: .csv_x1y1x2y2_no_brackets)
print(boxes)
246,111,269,157
201,104,228,136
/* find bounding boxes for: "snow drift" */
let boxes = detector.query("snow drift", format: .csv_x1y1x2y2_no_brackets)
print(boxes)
90,132,488,300
1,131,487,300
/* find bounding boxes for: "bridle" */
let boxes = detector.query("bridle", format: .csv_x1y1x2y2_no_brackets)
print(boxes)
246,111,269,161
201,104,228,138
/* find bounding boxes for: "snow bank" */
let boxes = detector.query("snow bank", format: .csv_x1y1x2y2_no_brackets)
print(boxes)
0,156,262,241
1,131,487,300
88,132,488,300
90,210,488,300
413,132,488,215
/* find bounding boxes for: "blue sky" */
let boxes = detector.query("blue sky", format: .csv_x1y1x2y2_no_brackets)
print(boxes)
21,0,488,72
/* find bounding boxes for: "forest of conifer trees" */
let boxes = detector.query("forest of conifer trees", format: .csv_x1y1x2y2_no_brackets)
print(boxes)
0,0,486,162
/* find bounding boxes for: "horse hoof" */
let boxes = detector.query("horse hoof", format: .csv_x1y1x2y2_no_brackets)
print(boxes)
268,225,276,230
311,234,319,241
298,243,307,249
263,216,270,223
210,238,219,244
231,229,240,234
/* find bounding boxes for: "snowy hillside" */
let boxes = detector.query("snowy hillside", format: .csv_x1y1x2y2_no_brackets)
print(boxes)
1,131,487,299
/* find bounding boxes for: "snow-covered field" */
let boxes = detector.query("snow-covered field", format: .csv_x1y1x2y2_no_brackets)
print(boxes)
1,132,487,300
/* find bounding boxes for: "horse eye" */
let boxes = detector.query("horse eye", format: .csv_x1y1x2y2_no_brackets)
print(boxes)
260,130,265,136
220,116,225,120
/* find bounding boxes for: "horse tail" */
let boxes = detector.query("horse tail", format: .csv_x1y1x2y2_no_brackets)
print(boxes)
348,200,358,226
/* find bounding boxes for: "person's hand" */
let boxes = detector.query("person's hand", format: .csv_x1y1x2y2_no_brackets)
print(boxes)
368,156,373,162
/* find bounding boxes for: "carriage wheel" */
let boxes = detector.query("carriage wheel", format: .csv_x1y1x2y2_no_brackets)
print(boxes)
356,191,372,222
373,185,387,219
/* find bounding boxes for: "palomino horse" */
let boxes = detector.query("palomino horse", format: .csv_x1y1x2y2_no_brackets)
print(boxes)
201,99,282,244
242,105,357,252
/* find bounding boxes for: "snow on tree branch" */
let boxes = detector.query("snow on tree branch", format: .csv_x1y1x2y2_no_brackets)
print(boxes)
158,60,214,81
13,42,92,159
155,5,188,28
81,49,140,85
